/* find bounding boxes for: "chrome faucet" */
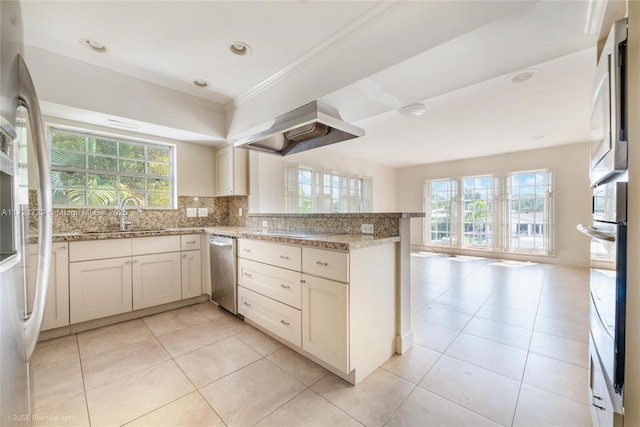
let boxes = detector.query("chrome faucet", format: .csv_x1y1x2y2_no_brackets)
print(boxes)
118,197,142,231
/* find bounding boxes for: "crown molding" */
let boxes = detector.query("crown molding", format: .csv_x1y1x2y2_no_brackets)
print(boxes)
224,1,410,114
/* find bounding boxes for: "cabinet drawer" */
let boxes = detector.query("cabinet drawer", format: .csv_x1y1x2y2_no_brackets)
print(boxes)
238,239,301,271
181,234,201,251
132,235,181,255
238,258,301,309
70,239,131,262
238,286,301,347
302,247,349,283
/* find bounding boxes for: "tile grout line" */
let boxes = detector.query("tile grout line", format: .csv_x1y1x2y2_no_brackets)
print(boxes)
508,270,546,427
75,333,93,427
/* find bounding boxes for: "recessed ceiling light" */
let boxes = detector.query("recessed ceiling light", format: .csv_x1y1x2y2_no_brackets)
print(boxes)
193,79,210,88
80,38,107,53
229,41,252,56
510,69,538,83
398,103,426,117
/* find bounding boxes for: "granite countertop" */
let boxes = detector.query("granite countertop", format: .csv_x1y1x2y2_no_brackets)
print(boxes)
205,227,400,251
43,226,400,251
44,227,205,244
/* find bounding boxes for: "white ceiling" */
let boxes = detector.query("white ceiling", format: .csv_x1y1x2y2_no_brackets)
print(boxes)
20,1,598,168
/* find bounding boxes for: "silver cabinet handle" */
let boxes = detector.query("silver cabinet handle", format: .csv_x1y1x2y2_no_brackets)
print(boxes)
58,246,67,251
186,240,197,244
593,395,603,401
243,301,252,307
300,279,306,284
280,284,290,289
244,272,252,278
125,260,131,265
280,320,291,326
243,248,251,252
280,255,290,260
316,261,328,266
183,254,187,258
19,54,52,362
592,403,605,410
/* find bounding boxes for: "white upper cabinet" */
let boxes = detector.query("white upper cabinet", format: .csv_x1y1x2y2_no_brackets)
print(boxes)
215,144,248,196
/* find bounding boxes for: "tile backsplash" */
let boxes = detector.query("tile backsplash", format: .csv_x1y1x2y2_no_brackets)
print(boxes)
29,191,248,233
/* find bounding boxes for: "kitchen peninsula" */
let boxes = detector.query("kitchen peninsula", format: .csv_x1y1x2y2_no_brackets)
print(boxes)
33,211,422,385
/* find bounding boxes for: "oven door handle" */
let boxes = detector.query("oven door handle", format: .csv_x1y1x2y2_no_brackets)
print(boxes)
18,55,52,362
576,224,616,242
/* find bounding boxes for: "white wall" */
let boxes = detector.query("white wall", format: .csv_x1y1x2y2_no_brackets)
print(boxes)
30,116,217,197
248,146,397,213
25,46,226,142
396,142,591,267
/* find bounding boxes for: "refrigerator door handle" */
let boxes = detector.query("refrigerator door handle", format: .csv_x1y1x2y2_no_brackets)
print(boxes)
18,55,52,361
576,224,616,242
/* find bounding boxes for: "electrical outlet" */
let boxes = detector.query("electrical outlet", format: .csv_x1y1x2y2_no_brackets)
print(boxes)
361,224,374,235
186,208,197,218
197,208,208,217
238,208,243,217
261,220,268,229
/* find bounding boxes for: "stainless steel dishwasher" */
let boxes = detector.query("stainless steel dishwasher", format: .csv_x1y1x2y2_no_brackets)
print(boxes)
209,235,237,314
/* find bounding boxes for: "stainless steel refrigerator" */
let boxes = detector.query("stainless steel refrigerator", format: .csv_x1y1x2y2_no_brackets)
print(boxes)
0,1,52,424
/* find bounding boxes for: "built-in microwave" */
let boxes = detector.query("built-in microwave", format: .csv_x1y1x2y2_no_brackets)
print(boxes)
590,18,627,187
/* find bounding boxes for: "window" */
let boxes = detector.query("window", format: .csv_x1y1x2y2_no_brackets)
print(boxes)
424,170,554,255
507,170,553,253
425,179,457,246
50,127,175,208
462,176,496,248
285,165,372,213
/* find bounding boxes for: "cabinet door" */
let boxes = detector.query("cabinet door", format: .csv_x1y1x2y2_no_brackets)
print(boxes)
132,252,182,310
301,274,349,373
181,249,202,299
215,144,248,196
28,243,70,330
69,257,132,323
216,145,233,196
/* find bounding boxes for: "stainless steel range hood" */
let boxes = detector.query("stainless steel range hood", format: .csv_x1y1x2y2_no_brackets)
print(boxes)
233,101,364,156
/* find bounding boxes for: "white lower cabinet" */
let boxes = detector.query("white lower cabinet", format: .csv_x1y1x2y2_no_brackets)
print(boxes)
69,256,133,323
132,252,182,310
68,234,204,325
181,249,202,299
301,274,349,373
237,238,395,385
589,346,623,427
28,242,70,330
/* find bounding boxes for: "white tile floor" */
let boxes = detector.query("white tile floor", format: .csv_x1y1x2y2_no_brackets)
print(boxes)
31,253,593,426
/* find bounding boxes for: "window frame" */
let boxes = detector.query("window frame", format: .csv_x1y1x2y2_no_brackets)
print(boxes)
506,169,554,255
423,169,554,256
284,164,371,213
48,125,177,209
